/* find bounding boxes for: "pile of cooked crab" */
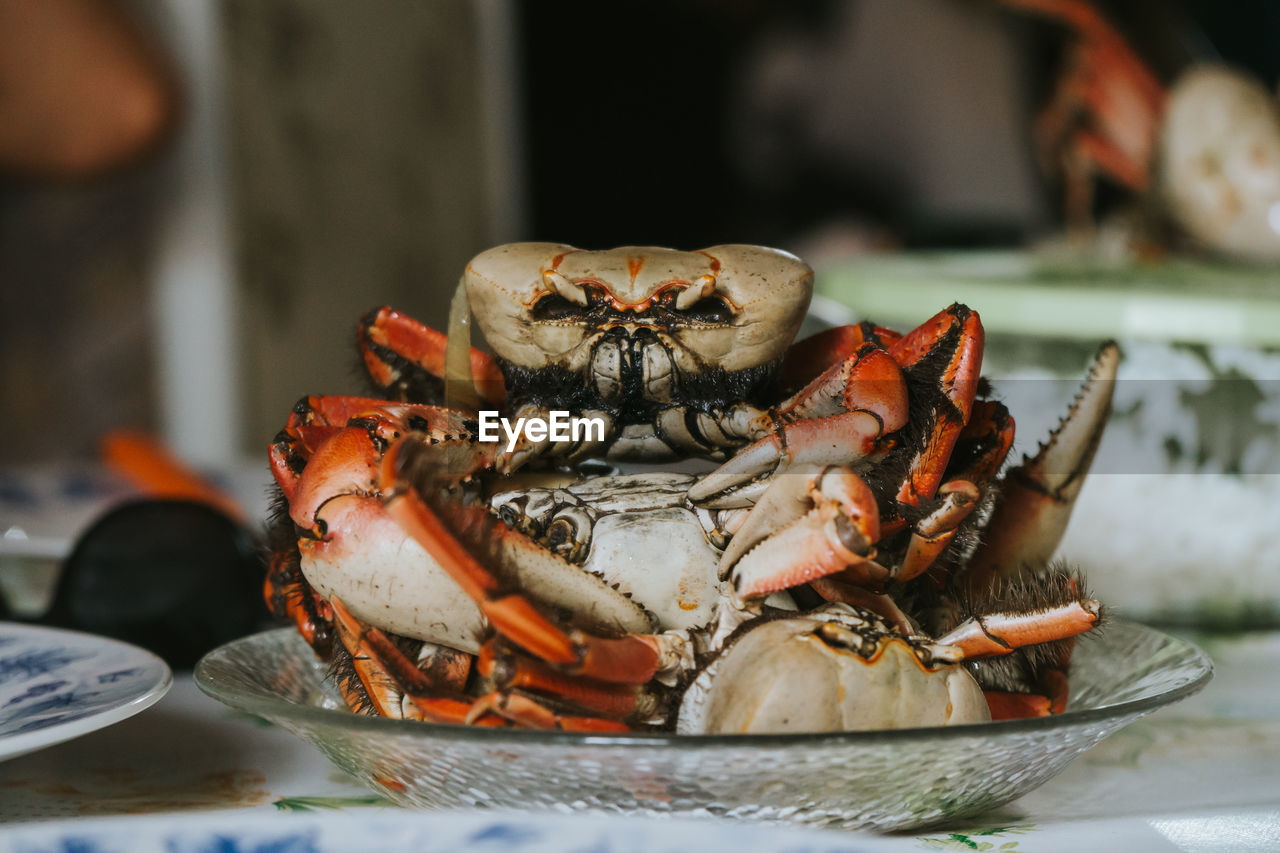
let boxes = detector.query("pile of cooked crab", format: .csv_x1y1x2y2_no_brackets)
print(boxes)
265,242,1118,734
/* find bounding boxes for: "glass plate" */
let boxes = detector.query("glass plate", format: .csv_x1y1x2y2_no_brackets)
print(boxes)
195,622,1211,831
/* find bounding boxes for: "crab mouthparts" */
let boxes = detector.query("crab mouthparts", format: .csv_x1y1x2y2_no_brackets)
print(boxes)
590,328,677,404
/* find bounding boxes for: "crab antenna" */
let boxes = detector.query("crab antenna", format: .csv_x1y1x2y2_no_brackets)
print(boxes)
444,275,483,412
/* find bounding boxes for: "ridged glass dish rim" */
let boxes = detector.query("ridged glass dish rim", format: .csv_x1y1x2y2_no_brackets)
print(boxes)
195,621,1213,746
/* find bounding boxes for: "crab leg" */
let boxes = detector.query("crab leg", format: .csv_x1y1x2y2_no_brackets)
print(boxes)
359,306,507,405
475,640,650,721
263,549,334,657
807,580,917,634
273,408,492,536
330,597,623,730
330,596,472,721
997,0,1165,114
718,464,887,598
951,399,1017,484
689,347,909,507
892,400,1017,585
778,322,903,392
938,605,1094,720
887,304,984,509
996,0,1166,228
895,480,981,583
462,693,632,732
269,395,487,504
936,600,1100,658
984,672,1071,720
781,343,911,425
942,567,1098,719
380,439,681,687
965,342,1119,590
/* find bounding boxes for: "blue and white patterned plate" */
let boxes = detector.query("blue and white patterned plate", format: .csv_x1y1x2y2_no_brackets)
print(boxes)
0,622,171,762
0,810,882,853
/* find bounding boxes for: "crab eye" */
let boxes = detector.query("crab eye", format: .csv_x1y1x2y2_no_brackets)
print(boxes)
679,296,733,324
531,293,584,321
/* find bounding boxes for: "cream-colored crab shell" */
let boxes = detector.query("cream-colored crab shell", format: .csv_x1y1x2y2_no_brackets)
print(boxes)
464,242,813,373
677,617,990,734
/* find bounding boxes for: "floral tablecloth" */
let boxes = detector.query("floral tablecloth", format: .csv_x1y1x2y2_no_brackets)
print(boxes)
1,630,1277,853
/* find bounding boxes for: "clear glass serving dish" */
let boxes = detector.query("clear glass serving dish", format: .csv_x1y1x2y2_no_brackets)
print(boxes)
195,622,1210,831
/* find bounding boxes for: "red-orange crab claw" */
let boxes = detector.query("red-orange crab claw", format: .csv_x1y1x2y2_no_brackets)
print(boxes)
887,303,985,511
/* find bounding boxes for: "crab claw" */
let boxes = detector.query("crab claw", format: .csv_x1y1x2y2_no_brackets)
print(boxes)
896,479,982,584
965,342,1120,588
688,411,890,507
689,346,908,508
721,464,886,599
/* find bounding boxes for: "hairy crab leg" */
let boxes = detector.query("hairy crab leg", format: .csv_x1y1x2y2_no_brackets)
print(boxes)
359,306,507,405
934,602,1096,721
964,342,1119,591
940,567,1099,719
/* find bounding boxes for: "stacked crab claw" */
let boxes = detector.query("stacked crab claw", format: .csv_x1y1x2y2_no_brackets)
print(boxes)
265,243,1119,734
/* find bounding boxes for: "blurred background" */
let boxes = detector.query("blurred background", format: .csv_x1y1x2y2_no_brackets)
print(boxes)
2,0,1280,636
3,0,1276,467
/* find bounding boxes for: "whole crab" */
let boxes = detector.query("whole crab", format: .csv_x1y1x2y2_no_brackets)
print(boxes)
265,242,1116,733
